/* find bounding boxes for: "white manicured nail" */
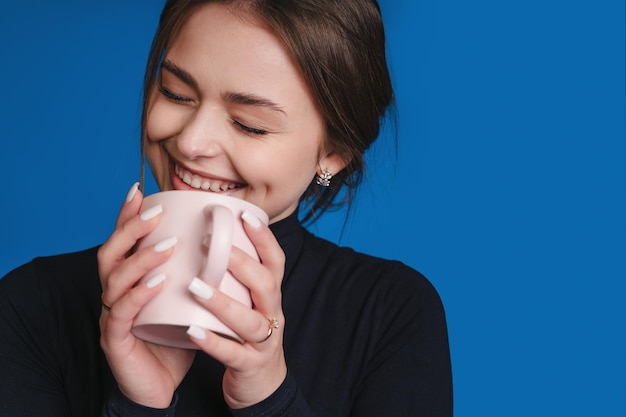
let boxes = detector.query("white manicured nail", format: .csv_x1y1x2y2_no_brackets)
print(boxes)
187,325,206,340
241,210,261,229
154,236,177,252
146,273,166,288
125,182,140,203
140,205,163,221
188,277,214,300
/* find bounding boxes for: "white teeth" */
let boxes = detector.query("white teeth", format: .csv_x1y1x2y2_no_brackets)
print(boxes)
175,164,238,192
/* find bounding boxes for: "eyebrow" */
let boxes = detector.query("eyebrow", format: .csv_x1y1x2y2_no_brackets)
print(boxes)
161,59,285,115
161,59,198,90
223,92,286,115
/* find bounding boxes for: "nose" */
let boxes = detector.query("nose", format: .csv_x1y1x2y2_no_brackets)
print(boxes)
176,107,227,160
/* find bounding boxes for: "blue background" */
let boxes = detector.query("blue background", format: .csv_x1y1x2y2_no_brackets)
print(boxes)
0,1,623,415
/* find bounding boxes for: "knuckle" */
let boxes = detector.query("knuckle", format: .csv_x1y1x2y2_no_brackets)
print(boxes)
119,216,139,238
127,288,145,308
120,215,154,244
134,246,168,275
96,245,108,264
103,270,121,295
245,318,267,337
97,243,114,272
99,335,108,352
274,250,286,265
257,275,278,294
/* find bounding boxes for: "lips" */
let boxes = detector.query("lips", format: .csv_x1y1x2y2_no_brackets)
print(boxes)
173,163,243,193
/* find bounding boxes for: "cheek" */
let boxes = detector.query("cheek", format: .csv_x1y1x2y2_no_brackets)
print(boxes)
276,143,320,189
146,101,187,144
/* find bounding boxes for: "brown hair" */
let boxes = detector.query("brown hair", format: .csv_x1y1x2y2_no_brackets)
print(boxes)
141,0,395,224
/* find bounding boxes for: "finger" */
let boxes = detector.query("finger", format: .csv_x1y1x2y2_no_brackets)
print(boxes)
98,203,164,280
115,182,143,229
98,183,143,279
187,277,281,346
228,246,280,314
241,211,286,283
103,236,177,306
101,274,167,350
186,319,283,370
186,325,248,368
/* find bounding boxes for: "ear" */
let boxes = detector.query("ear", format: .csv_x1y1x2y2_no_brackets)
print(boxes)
318,151,350,176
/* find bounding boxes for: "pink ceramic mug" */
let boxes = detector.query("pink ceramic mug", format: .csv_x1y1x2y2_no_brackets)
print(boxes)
131,190,269,349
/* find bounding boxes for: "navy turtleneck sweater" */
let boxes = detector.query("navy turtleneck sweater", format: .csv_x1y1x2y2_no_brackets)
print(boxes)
0,210,452,416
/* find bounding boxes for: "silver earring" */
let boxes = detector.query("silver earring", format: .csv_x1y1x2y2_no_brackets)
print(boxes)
316,169,333,187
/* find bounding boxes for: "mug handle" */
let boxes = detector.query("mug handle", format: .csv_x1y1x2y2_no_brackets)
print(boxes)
200,205,233,286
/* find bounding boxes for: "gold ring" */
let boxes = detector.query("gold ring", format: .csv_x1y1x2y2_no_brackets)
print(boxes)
101,294,112,312
257,318,280,343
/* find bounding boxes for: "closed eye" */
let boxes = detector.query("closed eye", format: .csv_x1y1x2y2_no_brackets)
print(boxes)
232,119,268,135
158,85,194,104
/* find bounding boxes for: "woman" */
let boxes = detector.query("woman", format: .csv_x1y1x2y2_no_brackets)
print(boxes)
0,1,452,416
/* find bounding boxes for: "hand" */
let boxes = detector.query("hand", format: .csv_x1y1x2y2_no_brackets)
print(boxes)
98,183,195,408
186,210,288,409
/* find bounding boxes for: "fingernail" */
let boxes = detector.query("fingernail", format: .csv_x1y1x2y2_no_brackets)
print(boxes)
188,277,214,300
146,273,166,288
140,205,163,221
125,182,140,203
187,325,206,340
241,210,261,229
154,236,177,252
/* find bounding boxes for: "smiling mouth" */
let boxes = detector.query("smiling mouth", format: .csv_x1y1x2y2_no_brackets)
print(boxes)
174,163,244,192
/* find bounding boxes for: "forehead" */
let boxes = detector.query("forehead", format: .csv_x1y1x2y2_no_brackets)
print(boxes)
166,3,302,89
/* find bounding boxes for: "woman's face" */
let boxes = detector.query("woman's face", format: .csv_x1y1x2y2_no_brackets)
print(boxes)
145,3,343,223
